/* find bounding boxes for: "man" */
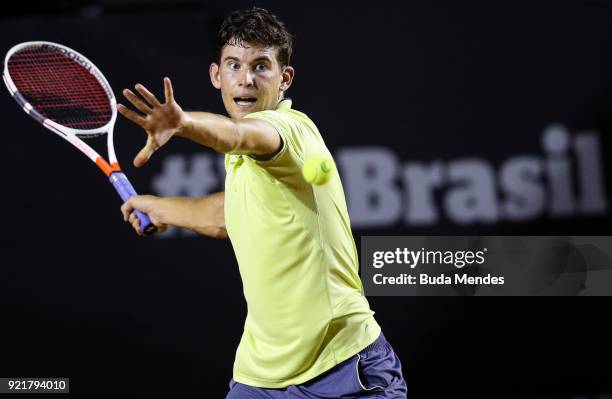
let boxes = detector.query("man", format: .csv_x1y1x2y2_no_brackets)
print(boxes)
118,7,407,398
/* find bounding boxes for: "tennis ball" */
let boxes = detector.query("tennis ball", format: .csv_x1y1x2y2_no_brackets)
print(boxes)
302,154,335,185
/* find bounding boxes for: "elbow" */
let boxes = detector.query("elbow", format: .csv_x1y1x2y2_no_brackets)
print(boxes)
194,223,227,239
214,226,228,239
230,121,248,154
218,120,245,154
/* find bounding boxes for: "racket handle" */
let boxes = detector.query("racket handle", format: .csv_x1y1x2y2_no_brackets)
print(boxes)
109,172,157,235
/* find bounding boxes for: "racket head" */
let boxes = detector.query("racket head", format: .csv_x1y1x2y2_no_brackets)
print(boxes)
3,41,116,138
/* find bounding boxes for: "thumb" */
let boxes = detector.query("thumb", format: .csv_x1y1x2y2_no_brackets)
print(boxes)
133,135,157,167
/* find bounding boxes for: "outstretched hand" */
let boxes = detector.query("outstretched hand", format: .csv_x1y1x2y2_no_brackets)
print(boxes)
117,77,186,167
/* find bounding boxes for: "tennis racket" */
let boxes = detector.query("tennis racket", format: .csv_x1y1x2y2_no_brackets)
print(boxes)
3,41,156,235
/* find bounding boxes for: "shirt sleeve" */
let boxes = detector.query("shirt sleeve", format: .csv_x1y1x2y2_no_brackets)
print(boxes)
245,109,307,158
243,109,309,181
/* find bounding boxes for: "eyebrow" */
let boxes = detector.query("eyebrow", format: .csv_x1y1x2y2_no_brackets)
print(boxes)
222,55,273,64
251,56,272,64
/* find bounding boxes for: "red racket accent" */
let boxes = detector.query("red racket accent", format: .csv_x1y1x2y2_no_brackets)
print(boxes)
7,45,112,130
95,158,122,176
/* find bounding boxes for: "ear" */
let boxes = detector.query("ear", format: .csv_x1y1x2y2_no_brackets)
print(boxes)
209,63,221,90
280,66,295,93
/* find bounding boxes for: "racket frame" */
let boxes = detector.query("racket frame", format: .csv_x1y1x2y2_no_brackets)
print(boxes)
3,41,156,234
4,41,121,174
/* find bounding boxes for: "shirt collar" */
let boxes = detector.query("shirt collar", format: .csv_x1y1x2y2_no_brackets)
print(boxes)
277,98,292,110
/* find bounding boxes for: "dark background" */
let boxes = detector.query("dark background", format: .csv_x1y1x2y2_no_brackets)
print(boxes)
1,1,611,397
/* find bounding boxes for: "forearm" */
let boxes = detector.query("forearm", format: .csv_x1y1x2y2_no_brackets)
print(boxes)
179,112,243,154
156,191,227,239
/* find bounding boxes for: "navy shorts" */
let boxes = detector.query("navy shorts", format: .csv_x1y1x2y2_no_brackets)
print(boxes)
226,332,407,398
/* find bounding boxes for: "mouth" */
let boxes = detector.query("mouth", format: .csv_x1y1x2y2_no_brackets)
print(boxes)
233,97,257,107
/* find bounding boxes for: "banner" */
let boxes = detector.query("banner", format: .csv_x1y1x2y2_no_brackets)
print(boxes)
362,236,612,296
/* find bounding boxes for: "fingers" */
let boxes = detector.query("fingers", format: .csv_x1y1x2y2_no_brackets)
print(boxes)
121,195,167,236
122,195,153,236
129,212,143,236
120,200,133,221
164,77,174,104
122,89,152,115
134,83,161,107
133,135,158,167
121,199,142,236
117,103,147,127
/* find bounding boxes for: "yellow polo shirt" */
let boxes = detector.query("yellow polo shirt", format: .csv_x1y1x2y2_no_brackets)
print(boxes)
224,99,380,388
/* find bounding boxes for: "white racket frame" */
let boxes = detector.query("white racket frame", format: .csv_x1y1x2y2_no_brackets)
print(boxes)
3,41,119,167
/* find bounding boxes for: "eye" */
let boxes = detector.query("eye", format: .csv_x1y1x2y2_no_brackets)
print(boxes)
228,62,240,71
254,63,268,72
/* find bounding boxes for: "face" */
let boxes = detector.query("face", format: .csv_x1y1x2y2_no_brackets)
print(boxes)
210,42,294,119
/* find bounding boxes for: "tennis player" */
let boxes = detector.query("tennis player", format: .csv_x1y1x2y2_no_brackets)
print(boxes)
118,7,407,398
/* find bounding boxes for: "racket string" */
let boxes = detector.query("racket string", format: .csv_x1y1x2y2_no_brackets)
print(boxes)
8,46,112,130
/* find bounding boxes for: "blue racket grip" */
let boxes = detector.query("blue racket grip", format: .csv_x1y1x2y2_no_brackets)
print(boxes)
109,172,157,235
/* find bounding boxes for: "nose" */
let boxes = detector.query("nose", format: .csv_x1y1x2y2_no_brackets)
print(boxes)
238,68,255,87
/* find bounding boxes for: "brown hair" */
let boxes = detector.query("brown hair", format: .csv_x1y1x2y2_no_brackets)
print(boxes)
217,7,293,67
